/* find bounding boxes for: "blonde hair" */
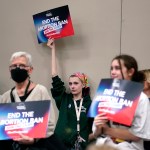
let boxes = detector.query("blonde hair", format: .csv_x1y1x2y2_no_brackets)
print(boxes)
10,51,32,67
140,69,150,83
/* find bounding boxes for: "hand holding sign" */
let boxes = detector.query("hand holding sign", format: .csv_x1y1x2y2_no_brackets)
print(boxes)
94,113,108,126
88,78,143,126
13,133,34,145
47,38,55,49
0,100,50,140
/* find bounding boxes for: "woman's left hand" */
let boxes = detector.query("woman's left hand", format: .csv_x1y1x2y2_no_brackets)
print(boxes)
13,133,34,145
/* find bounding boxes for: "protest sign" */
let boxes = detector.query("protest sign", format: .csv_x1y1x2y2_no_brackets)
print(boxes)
0,100,50,140
33,5,74,43
88,78,143,126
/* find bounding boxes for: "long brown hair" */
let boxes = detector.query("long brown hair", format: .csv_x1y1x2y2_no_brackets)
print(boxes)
112,54,145,82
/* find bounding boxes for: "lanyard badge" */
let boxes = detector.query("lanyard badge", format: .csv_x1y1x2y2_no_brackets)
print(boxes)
73,98,86,150
74,135,86,150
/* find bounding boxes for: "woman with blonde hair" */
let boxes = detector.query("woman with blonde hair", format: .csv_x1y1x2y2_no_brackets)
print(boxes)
47,38,93,150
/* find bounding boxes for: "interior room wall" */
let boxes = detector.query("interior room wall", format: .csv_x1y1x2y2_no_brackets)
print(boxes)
0,0,150,100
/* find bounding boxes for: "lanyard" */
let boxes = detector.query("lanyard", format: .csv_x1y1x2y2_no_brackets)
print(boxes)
10,80,31,102
73,98,83,133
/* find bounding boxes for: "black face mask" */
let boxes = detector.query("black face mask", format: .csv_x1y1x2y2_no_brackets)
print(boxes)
11,68,29,83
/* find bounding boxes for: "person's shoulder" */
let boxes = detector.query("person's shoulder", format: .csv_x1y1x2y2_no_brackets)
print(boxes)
140,92,149,100
1,89,11,103
1,89,11,97
139,92,150,105
34,84,52,100
84,95,91,99
35,84,48,91
83,95,92,103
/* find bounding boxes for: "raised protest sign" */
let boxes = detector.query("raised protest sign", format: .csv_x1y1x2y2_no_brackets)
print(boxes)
88,78,143,126
0,100,50,140
33,5,74,44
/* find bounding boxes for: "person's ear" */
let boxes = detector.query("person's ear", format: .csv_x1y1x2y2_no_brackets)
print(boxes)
28,66,33,75
82,83,85,88
128,68,134,77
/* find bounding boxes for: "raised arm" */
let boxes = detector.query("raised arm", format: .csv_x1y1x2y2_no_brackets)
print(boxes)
47,38,58,77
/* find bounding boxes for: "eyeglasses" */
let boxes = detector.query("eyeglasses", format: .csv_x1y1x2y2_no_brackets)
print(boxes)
9,64,29,70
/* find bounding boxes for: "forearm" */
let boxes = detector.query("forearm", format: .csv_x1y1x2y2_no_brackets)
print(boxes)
104,127,140,142
88,133,95,141
93,125,103,138
51,47,58,77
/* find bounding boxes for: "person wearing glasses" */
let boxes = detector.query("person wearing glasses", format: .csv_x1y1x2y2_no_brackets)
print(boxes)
0,51,66,150
93,55,150,150
47,38,93,150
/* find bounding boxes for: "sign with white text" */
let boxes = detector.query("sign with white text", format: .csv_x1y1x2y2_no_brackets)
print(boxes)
33,5,74,44
0,100,50,140
88,79,143,126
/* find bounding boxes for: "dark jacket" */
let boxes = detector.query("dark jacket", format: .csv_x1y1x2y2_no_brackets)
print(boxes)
51,76,93,149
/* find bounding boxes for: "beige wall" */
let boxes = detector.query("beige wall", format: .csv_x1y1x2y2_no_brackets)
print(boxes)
0,0,150,99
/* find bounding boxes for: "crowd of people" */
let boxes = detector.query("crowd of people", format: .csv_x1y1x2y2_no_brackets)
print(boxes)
0,38,149,150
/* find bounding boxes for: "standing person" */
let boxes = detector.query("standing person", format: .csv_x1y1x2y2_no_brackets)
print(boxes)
47,38,93,150
0,51,66,150
93,54,150,150
139,69,150,150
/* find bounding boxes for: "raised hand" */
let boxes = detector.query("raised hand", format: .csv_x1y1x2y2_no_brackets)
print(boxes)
47,38,55,49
